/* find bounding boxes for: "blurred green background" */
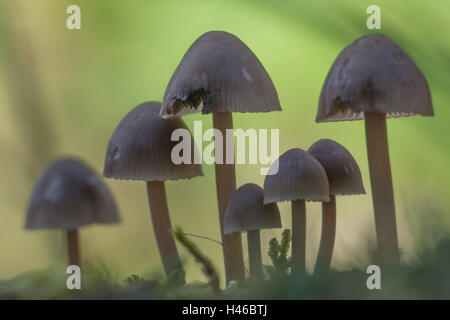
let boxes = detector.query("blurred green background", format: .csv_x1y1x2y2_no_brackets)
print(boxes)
0,0,449,286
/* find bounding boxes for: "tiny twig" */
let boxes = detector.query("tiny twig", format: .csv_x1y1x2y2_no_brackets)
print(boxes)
173,229,250,277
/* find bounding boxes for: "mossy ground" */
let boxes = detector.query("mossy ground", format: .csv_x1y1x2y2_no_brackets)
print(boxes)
2,231,450,300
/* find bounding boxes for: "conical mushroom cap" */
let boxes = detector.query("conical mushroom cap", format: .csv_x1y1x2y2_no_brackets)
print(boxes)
25,158,120,230
263,149,330,204
316,34,433,122
103,102,203,182
224,183,281,234
160,31,281,117
308,139,365,196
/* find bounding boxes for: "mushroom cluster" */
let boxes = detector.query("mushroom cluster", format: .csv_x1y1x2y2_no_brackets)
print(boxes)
24,31,433,288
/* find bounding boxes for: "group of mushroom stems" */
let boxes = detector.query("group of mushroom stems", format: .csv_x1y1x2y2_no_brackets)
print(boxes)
224,141,366,280
24,31,433,286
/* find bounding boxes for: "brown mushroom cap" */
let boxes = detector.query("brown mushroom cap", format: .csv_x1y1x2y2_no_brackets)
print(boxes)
103,101,203,181
224,183,281,234
160,31,281,117
316,34,433,122
25,158,120,230
308,139,365,196
263,148,330,204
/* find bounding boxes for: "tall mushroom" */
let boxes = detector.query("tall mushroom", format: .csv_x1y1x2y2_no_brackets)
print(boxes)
308,139,365,274
103,102,202,280
25,157,120,267
224,183,281,280
263,149,329,276
316,34,434,264
160,31,281,283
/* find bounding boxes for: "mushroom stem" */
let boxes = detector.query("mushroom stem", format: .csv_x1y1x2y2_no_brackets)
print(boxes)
291,199,306,275
212,112,245,284
314,195,336,275
247,230,263,280
146,181,184,281
365,112,400,265
66,229,80,266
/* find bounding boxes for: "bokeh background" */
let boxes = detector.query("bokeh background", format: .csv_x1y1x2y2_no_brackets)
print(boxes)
0,0,449,287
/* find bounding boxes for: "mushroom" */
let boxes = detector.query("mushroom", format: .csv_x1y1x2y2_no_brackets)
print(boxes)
263,149,329,275
103,101,202,280
308,139,365,274
160,31,281,283
25,157,120,267
316,34,434,264
224,183,281,280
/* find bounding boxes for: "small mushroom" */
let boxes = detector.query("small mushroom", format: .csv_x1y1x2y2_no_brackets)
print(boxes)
308,139,365,274
160,31,281,283
224,183,281,280
316,34,434,264
103,102,202,280
263,149,329,275
25,157,120,267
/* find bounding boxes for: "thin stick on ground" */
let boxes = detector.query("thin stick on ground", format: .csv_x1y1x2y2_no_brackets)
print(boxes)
174,227,220,294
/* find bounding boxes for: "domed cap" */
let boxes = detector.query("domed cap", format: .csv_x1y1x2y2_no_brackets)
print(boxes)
317,34,433,122
224,183,281,234
25,158,120,230
160,31,281,117
103,102,203,182
263,149,330,204
308,139,365,196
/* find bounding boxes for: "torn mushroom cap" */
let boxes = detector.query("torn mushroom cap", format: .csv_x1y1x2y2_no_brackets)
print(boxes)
25,157,120,230
103,102,203,182
224,183,281,234
160,31,281,117
316,34,434,122
308,139,365,196
263,149,330,204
